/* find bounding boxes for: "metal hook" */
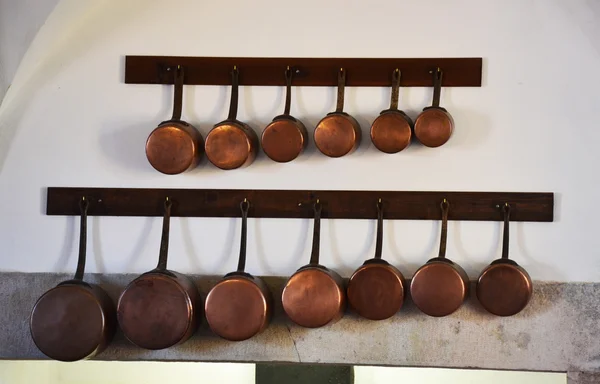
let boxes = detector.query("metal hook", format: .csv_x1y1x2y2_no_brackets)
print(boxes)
314,199,322,214
240,198,250,213
79,196,89,212
164,196,172,210
441,198,449,210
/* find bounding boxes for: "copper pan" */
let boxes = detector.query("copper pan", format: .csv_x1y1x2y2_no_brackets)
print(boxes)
145,65,204,174
410,199,469,317
347,199,406,320
117,198,200,350
205,67,258,170
262,67,308,163
414,67,454,148
370,69,413,153
205,199,272,341
477,203,532,316
282,200,346,328
314,69,361,158
30,197,116,361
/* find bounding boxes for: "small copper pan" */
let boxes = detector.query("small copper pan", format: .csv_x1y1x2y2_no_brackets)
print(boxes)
30,197,116,361
117,198,200,350
282,200,346,328
347,199,406,320
410,199,469,317
477,203,532,316
314,68,361,157
370,69,413,153
205,199,272,341
262,67,308,163
205,67,258,170
414,68,454,148
145,65,204,174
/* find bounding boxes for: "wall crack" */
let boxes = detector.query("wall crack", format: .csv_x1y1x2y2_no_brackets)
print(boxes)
285,323,301,363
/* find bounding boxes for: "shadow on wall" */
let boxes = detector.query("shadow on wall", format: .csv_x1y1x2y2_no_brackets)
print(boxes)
0,0,156,173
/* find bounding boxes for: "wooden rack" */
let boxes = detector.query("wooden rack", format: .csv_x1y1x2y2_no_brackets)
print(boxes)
47,188,553,222
124,56,482,87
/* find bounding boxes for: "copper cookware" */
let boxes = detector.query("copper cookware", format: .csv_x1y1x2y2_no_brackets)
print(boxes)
347,199,406,320
477,203,532,316
414,68,454,148
282,200,346,327
205,67,259,170
30,197,116,361
410,199,469,317
314,68,361,157
205,199,272,341
117,197,200,350
145,65,204,174
262,67,308,162
370,69,413,153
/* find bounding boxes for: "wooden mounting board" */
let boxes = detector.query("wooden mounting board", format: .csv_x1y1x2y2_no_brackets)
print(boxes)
46,188,553,222
124,56,482,87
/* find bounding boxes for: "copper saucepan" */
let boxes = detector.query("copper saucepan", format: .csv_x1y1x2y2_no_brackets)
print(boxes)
410,199,469,317
477,203,532,316
145,65,204,174
282,200,346,327
261,66,308,163
314,68,361,157
347,199,406,320
370,69,413,153
205,199,272,341
117,198,200,350
414,67,454,148
30,197,116,361
205,66,259,170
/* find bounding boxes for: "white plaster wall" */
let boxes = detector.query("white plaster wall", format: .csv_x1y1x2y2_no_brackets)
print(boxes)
0,0,58,101
0,0,599,282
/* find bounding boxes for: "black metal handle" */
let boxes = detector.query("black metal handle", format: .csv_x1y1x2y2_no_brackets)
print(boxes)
431,67,443,108
73,196,89,281
373,199,384,259
227,66,239,121
237,199,250,273
335,68,346,113
283,66,293,116
389,69,400,111
156,197,172,271
309,200,322,265
501,203,511,260
171,65,184,121
438,199,449,258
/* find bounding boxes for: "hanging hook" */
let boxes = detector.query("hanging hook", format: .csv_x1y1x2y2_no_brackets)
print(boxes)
240,197,249,213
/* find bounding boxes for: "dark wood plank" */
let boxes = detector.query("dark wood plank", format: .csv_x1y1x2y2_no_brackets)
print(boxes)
125,56,482,87
46,188,553,222
256,363,354,384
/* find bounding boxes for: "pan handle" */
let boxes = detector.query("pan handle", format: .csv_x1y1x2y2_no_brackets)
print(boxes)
437,199,449,259
501,203,511,260
373,199,384,260
431,67,443,108
156,197,173,271
309,200,322,265
236,199,250,273
335,68,346,113
73,196,89,281
171,65,184,121
227,66,240,121
389,69,400,111
283,66,293,116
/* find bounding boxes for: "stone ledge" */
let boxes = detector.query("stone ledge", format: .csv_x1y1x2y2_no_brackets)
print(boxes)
1,273,598,373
